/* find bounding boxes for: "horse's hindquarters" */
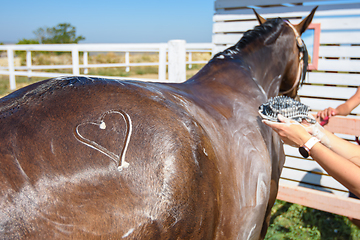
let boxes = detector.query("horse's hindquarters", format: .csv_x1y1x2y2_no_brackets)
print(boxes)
0,78,220,239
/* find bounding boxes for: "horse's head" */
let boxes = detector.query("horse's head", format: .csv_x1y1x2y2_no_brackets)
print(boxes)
254,7,317,99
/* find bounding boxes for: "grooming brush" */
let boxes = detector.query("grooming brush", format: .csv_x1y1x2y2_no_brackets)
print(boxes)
259,96,316,124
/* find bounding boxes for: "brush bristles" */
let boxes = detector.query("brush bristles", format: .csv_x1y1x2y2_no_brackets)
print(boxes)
259,96,315,123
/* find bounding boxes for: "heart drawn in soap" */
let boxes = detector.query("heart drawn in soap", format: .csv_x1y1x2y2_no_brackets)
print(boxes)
74,110,132,171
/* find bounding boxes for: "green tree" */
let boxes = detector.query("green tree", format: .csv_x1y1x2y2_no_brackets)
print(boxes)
17,38,39,44
17,23,85,45
34,23,85,44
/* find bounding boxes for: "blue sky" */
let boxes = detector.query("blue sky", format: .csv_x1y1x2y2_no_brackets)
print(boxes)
0,0,214,44
2,0,359,44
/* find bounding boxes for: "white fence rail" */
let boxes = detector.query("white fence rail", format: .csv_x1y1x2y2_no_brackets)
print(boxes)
0,40,215,90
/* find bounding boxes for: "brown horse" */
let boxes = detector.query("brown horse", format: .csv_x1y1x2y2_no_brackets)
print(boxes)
0,9,316,239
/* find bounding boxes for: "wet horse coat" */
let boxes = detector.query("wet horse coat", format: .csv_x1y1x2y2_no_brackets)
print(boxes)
0,10,316,240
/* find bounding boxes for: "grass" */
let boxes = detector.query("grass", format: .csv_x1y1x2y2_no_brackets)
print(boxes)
0,75,47,97
1,53,360,238
265,200,360,239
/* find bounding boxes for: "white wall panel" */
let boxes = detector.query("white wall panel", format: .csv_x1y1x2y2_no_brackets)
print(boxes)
306,72,360,86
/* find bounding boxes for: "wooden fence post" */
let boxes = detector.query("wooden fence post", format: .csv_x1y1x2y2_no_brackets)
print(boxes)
26,50,32,78
7,48,16,90
72,46,80,75
168,40,186,83
158,45,167,81
83,51,89,74
188,51,192,69
125,52,130,72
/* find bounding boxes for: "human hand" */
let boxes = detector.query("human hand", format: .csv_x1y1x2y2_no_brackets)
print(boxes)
303,115,331,148
262,114,312,148
317,107,337,122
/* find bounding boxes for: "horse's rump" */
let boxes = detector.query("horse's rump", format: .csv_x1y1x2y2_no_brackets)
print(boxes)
0,77,219,238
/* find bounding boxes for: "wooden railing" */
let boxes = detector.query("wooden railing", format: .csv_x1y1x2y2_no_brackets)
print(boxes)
0,41,215,90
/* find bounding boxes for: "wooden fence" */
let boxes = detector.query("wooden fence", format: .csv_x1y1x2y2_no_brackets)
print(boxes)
0,41,215,89
214,0,360,218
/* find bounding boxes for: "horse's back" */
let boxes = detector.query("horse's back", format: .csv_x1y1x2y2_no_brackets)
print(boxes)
0,77,219,239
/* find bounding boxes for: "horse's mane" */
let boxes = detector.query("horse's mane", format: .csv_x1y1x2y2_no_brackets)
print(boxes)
214,18,286,58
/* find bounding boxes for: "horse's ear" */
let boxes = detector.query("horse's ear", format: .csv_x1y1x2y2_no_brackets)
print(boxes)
253,9,266,25
295,6,318,35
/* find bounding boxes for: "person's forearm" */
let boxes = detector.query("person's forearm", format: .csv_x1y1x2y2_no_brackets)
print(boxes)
262,115,360,197
311,142,360,198
335,103,352,116
335,86,360,116
318,127,360,167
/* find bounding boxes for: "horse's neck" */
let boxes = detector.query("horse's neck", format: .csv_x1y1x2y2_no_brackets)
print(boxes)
188,46,284,99
240,45,284,98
